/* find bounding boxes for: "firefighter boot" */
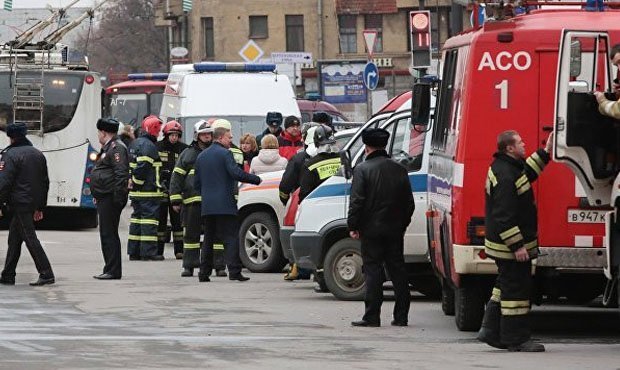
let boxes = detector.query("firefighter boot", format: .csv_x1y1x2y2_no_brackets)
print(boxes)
477,300,506,349
507,340,545,352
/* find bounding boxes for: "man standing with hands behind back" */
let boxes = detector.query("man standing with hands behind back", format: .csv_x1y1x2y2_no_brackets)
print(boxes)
348,128,414,327
90,117,129,280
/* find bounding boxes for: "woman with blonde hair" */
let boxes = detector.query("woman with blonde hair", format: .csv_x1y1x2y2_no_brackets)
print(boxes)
240,134,259,172
250,134,288,175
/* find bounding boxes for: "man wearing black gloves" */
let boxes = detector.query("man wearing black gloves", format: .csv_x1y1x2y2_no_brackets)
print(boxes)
0,122,55,286
90,117,129,280
348,128,414,327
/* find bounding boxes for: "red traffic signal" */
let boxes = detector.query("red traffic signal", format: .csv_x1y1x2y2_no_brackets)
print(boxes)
409,10,431,68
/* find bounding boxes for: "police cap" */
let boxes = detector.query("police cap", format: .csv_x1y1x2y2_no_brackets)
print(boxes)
6,122,27,138
97,117,120,133
361,128,390,148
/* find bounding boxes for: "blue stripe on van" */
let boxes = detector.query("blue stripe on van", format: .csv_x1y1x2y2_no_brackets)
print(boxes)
306,174,427,200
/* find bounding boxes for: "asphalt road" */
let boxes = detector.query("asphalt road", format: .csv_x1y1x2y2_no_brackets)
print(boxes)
0,216,618,369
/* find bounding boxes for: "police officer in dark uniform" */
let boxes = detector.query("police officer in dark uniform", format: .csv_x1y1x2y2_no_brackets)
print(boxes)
348,128,414,327
299,124,341,203
90,117,129,280
156,120,188,259
0,122,55,286
477,130,553,352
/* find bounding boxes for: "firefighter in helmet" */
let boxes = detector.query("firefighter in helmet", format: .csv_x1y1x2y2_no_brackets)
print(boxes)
299,124,341,202
127,115,164,261
169,119,225,277
156,120,189,259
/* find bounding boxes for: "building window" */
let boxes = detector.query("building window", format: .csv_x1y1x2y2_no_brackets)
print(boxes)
339,15,357,54
249,15,268,39
364,14,383,53
285,15,304,51
202,17,214,58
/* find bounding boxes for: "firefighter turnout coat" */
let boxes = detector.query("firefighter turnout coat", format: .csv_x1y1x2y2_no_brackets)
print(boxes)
484,149,550,260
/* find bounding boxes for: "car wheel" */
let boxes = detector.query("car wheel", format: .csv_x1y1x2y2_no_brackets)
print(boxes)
323,238,365,301
239,211,286,272
441,279,455,316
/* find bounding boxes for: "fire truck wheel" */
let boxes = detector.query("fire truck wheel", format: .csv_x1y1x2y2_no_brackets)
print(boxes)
239,211,286,273
324,238,365,301
441,279,455,316
454,277,485,331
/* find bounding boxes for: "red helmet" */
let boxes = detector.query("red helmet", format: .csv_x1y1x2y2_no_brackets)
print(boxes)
141,115,162,137
163,120,182,136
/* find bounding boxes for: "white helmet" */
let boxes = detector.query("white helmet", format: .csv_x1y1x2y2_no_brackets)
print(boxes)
194,119,214,135
212,118,232,131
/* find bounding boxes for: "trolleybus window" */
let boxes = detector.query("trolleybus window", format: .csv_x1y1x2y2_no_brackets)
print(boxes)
0,72,84,133
432,49,458,150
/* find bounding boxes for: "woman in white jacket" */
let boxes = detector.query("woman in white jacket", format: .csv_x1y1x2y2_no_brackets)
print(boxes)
250,134,288,175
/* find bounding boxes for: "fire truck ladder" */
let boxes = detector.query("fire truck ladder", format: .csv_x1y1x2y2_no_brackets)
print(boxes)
10,50,47,135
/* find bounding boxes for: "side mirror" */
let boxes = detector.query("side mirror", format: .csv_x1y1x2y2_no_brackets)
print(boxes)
340,149,353,180
411,82,431,126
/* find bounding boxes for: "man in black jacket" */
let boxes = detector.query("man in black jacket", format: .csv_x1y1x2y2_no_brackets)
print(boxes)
90,117,129,280
477,130,553,352
0,122,54,286
348,128,414,327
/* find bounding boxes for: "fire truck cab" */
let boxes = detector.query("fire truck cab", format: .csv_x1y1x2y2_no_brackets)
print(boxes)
554,28,620,306
417,8,620,331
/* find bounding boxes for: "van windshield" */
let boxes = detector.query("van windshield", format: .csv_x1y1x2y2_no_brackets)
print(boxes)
181,116,266,145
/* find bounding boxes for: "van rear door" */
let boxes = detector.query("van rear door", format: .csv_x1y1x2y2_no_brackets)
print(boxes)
554,30,617,207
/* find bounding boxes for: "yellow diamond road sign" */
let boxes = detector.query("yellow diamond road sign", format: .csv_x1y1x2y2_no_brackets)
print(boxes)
239,40,264,63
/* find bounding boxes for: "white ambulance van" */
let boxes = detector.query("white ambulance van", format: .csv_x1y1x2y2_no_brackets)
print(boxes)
159,62,300,142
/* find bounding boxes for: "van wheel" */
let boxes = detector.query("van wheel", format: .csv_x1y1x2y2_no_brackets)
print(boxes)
455,277,486,331
239,212,286,273
324,238,365,301
442,279,455,316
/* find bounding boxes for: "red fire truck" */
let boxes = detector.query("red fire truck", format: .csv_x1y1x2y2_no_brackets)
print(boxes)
415,5,620,331
103,73,168,127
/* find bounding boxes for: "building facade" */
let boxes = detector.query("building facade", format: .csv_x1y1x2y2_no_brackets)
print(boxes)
156,0,468,119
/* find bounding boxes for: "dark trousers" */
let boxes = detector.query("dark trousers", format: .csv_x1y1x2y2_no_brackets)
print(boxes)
480,259,532,346
157,199,183,256
2,210,53,279
182,204,225,271
127,197,160,257
96,196,124,277
361,236,410,324
199,215,242,277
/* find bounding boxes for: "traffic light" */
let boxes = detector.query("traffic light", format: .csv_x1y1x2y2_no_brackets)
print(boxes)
410,10,432,68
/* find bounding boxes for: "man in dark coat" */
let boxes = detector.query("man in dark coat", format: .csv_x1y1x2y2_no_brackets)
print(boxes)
348,128,414,327
0,122,55,286
90,117,129,280
256,111,283,149
194,119,261,282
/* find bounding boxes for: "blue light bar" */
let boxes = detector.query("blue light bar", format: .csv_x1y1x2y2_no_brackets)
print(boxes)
193,63,277,73
127,73,169,81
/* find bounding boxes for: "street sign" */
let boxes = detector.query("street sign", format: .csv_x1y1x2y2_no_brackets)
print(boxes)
363,62,379,91
363,30,378,58
239,40,264,63
170,47,189,58
271,52,312,64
